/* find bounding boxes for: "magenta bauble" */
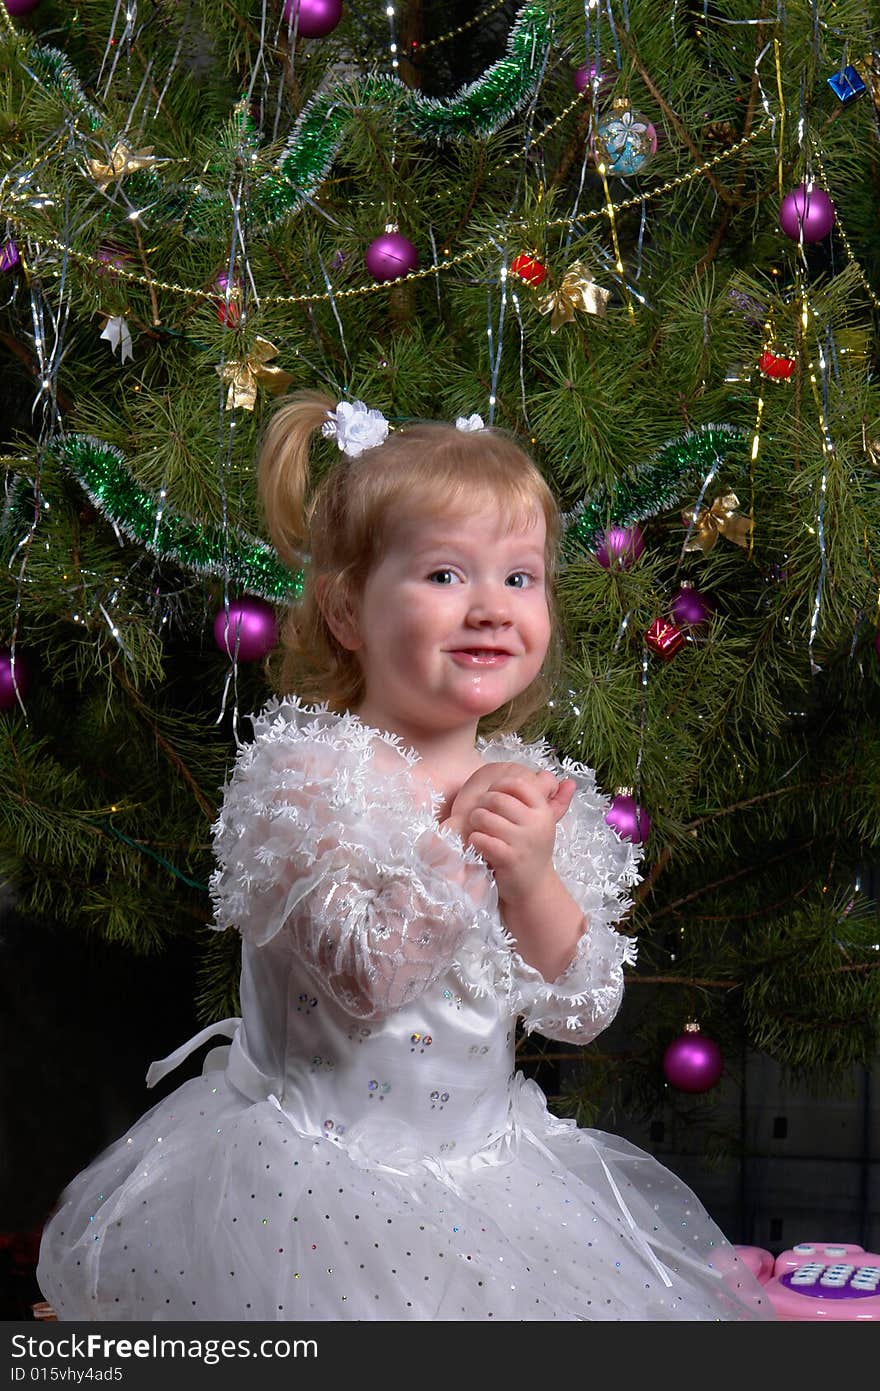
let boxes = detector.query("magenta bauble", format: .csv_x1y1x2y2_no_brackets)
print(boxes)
662,1030,724,1094
670,584,713,627
282,0,343,39
0,240,19,273
604,794,651,844
573,63,613,96
778,184,835,242
594,524,645,570
96,246,134,281
213,598,278,662
3,0,43,15
365,231,418,282
0,647,30,710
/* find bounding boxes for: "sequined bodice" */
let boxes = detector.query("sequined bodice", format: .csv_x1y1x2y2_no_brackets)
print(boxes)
237,933,516,1162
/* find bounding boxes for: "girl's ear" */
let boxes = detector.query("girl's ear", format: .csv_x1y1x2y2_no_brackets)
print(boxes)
316,576,362,651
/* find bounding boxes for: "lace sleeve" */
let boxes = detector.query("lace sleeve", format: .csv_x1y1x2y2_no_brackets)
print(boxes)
480,733,641,1044
209,710,493,1021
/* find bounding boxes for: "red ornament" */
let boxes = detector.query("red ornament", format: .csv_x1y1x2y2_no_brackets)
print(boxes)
646,616,685,660
214,272,242,327
662,1024,724,1093
510,253,548,288
758,348,796,381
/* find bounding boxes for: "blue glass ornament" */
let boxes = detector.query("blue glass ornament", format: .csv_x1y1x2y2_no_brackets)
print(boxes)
595,106,657,176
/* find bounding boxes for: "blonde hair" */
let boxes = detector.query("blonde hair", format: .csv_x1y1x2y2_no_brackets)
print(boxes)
258,389,565,739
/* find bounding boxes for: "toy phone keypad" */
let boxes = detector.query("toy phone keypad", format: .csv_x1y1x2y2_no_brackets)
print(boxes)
765,1244,880,1320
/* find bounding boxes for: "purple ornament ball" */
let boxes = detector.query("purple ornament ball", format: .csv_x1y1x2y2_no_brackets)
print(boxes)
0,647,30,711
365,230,418,283
282,0,343,39
778,184,835,243
96,245,134,282
3,0,43,15
604,793,651,844
670,584,713,627
662,1029,724,1094
594,524,645,570
0,240,20,274
213,598,278,663
573,63,613,96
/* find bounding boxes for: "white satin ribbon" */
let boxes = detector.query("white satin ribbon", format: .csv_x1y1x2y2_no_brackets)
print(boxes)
146,1017,240,1089
594,1149,674,1289
508,1074,674,1289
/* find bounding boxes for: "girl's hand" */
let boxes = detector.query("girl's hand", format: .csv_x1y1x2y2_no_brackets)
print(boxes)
443,762,558,840
447,766,577,902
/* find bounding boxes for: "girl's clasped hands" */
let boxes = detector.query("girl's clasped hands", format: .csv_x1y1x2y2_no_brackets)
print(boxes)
442,763,577,902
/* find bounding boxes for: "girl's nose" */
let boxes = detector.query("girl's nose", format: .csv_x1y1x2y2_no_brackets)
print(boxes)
467,582,511,617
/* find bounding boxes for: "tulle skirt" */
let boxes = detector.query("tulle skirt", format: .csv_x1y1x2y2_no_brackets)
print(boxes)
38,1068,774,1322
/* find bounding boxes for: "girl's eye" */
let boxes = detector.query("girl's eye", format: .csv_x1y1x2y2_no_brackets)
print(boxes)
426,569,539,587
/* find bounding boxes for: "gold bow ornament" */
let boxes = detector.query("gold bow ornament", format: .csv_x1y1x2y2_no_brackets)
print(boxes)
86,140,159,191
216,337,294,411
538,262,611,332
681,493,751,554
861,422,880,469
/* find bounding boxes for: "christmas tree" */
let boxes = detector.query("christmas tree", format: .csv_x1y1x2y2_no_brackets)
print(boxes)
2,0,879,1148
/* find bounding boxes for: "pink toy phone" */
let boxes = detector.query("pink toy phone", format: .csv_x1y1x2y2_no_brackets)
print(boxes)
733,1245,775,1284
759,1242,880,1320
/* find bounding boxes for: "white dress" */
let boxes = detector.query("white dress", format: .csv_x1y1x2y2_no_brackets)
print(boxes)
38,697,773,1321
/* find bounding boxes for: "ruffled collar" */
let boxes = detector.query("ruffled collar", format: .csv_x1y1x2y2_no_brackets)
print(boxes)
253,694,561,854
250,695,532,994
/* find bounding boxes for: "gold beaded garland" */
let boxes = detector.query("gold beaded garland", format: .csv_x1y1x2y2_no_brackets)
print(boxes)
6,123,770,311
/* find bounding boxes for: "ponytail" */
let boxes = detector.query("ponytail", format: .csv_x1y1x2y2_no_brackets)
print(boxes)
258,389,334,571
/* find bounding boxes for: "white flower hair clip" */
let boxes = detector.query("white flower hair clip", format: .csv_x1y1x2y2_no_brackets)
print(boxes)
455,413,485,432
322,399,390,458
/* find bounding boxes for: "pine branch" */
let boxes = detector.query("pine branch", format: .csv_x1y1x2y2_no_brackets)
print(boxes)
111,661,217,820
648,838,823,920
616,28,735,206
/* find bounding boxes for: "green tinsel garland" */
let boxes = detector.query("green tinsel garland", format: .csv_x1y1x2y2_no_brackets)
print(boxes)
23,42,103,131
561,424,746,561
29,427,745,602
55,435,302,602
260,2,552,223
5,4,552,230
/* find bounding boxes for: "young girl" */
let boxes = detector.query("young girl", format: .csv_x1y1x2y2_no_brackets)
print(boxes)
38,394,772,1321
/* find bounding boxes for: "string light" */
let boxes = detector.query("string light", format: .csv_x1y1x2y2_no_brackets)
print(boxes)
385,3,399,75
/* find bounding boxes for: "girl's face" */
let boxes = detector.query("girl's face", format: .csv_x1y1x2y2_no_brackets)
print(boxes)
337,505,551,736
